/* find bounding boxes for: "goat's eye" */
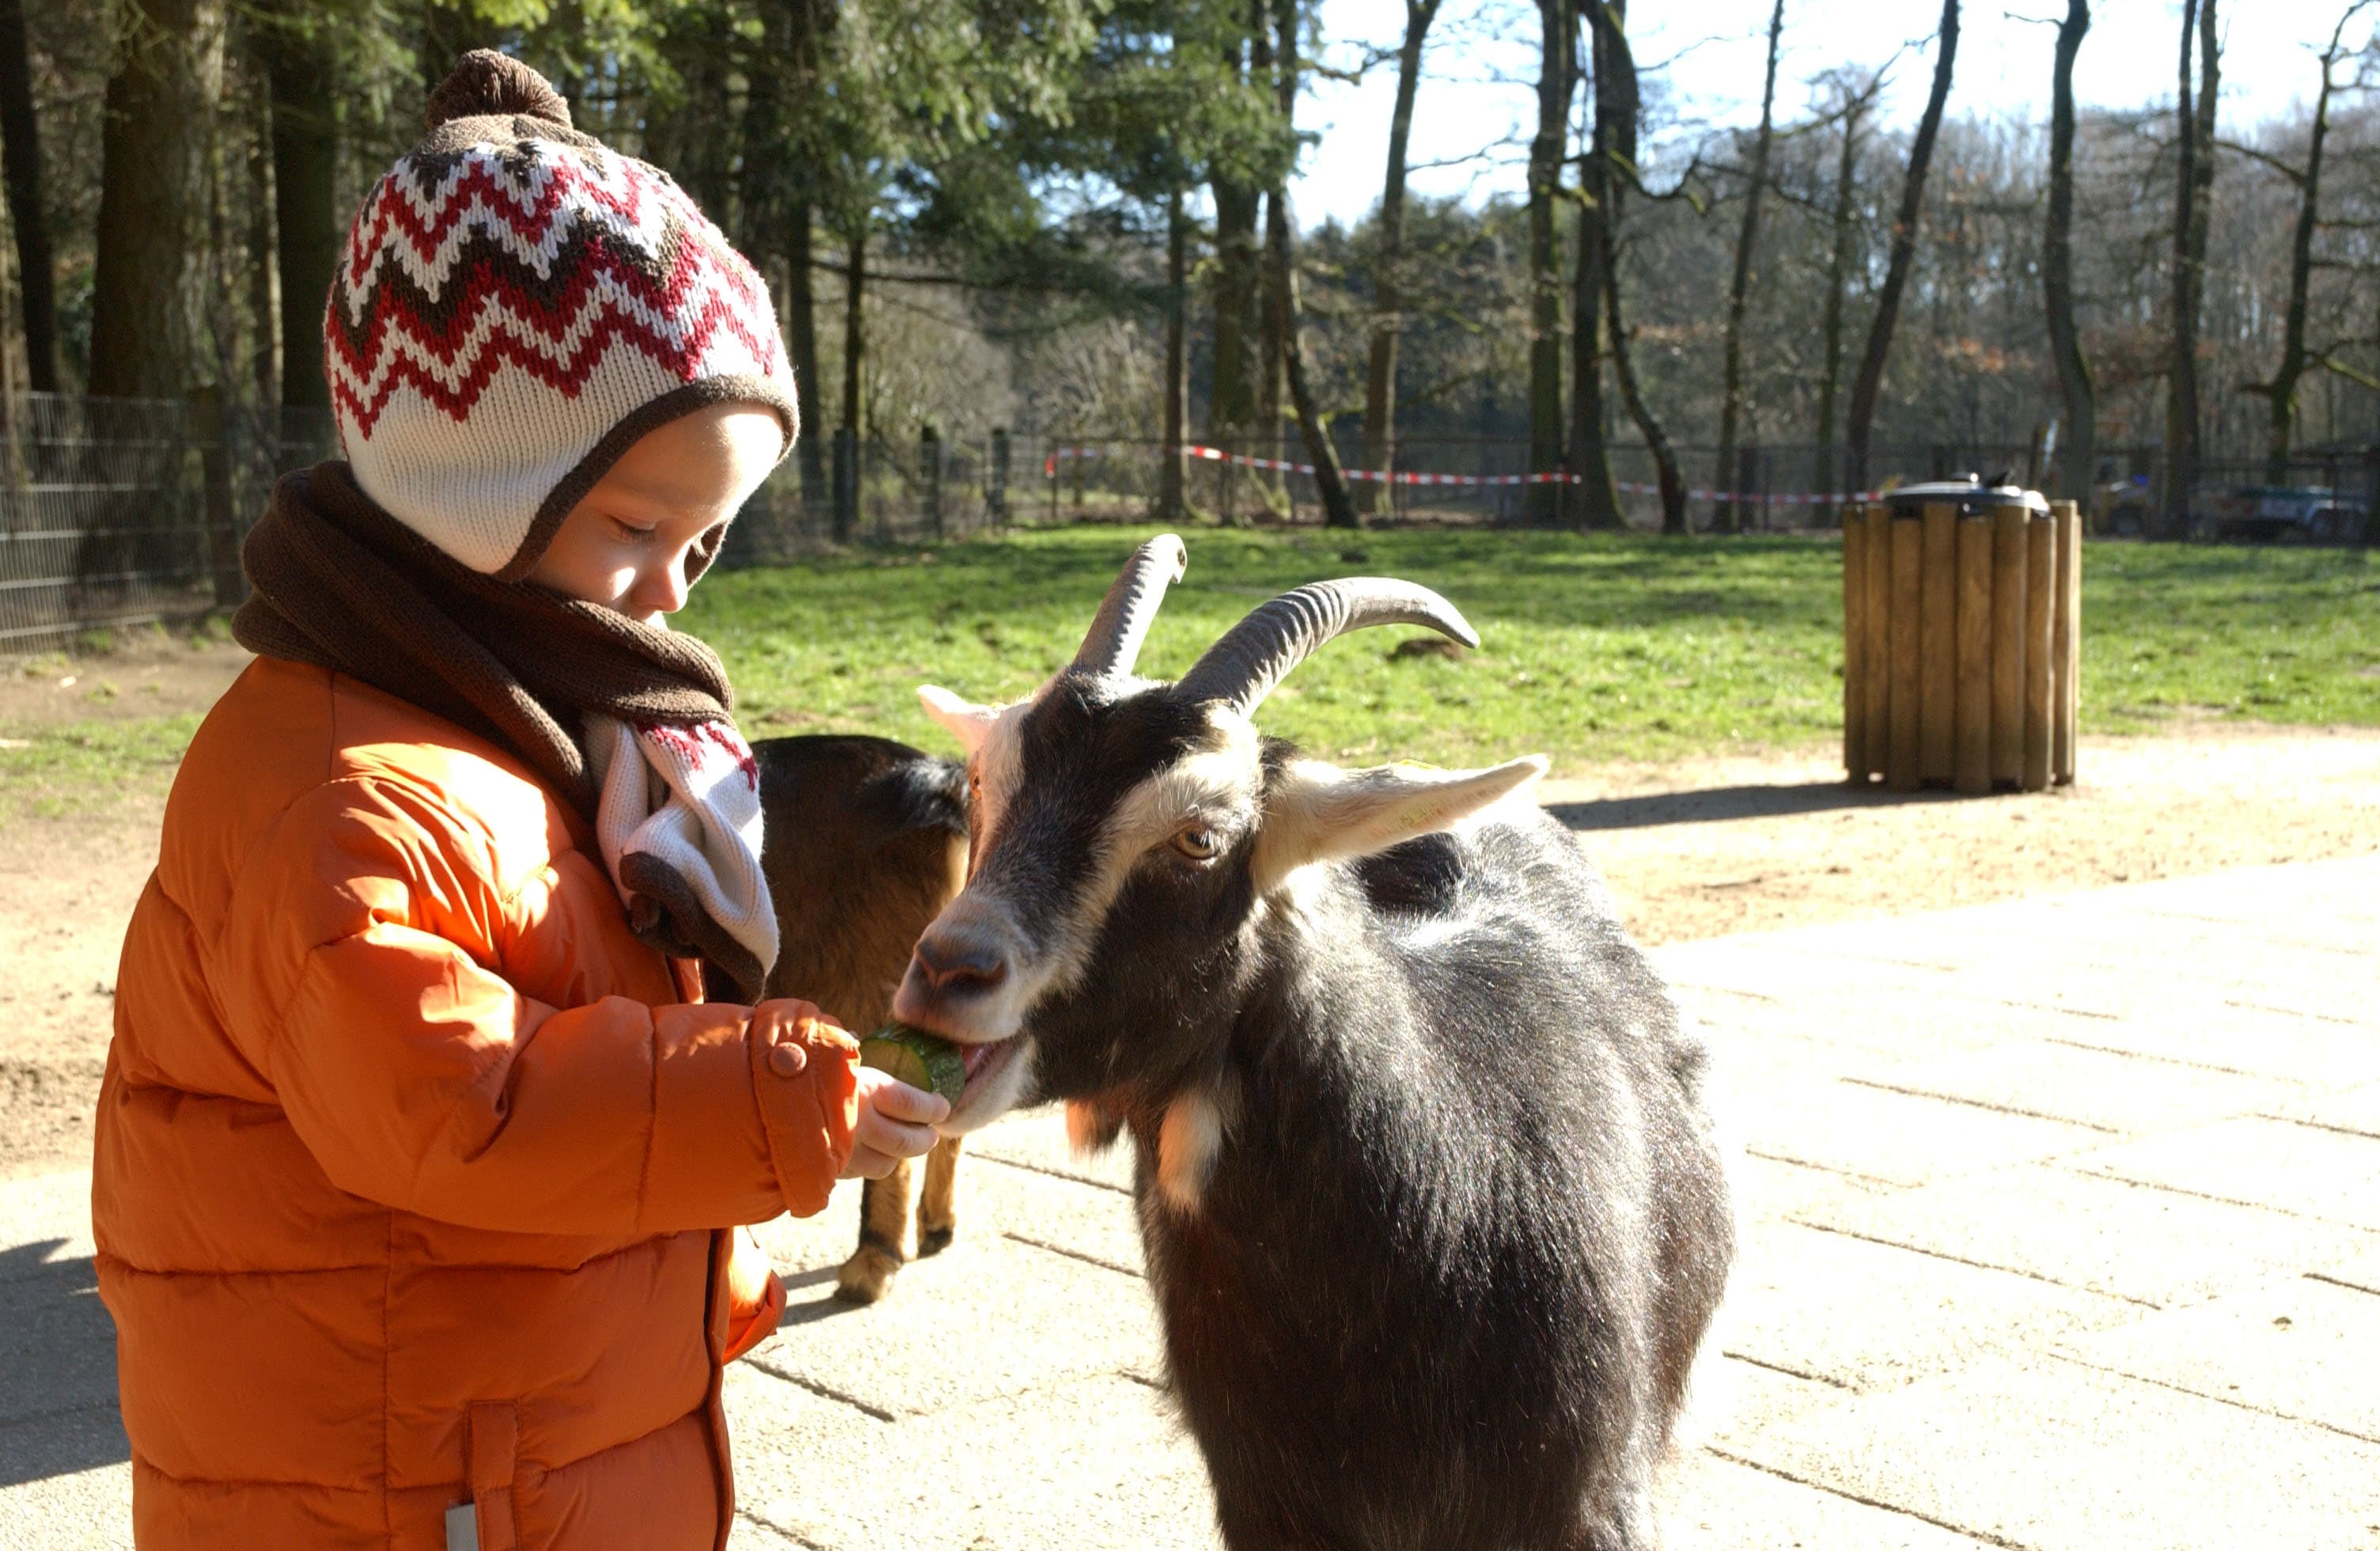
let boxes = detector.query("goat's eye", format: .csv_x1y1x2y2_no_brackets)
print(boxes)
1172,825,1220,861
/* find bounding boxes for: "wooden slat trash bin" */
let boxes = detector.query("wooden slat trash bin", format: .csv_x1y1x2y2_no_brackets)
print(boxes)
1843,480,2079,794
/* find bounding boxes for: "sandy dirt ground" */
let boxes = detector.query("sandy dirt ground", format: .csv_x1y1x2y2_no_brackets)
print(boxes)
6,639,2378,1179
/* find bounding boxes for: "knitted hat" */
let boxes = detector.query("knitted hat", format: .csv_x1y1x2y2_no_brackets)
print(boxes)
324,51,799,579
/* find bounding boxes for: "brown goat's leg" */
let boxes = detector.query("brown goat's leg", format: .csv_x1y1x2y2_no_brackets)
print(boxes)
834,1156,915,1304
917,1136,963,1256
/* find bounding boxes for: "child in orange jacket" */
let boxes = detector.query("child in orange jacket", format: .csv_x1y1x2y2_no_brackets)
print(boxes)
94,51,941,1551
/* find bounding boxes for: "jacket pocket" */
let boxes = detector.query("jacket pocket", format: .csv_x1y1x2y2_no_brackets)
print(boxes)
458,1401,519,1551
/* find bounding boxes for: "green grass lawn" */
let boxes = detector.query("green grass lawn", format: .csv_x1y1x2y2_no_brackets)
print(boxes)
6,525,2377,823
688,525,2380,768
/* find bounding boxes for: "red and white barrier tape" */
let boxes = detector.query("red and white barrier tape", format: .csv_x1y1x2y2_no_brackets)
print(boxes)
1046,444,1875,505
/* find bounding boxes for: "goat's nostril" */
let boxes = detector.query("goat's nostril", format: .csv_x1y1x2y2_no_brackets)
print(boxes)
912,932,1008,994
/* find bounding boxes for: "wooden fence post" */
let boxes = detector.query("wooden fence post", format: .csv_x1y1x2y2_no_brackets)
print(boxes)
831,428,858,542
988,427,1010,527
191,385,243,609
920,424,944,540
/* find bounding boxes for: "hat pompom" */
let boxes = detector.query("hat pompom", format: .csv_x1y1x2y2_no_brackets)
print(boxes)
426,49,572,131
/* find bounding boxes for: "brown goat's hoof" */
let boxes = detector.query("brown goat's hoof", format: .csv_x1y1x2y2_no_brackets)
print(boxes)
833,1244,902,1304
917,1223,955,1257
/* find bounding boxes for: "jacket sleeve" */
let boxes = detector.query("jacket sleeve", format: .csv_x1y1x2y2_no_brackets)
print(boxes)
233,775,858,1235
722,1227,787,1362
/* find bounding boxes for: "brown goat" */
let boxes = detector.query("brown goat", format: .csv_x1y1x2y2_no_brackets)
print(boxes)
717,734,971,1303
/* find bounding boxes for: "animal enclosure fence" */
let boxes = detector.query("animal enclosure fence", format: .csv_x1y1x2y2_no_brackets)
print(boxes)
1025,433,2200,533
0,392,336,649
6,390,2362,654
0,395,1016,650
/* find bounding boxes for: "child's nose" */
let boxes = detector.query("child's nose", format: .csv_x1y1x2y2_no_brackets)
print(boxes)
631,554,693,617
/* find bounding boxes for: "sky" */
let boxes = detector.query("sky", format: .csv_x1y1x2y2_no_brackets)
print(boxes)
1287,0,2360,230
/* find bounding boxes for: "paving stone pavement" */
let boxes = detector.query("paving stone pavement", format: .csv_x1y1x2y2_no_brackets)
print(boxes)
6,854,2378,1549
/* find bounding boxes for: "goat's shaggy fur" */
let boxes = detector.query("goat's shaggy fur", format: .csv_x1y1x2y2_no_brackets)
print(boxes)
903,668,1734,1549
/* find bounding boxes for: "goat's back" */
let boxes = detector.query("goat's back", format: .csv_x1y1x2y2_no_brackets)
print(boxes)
737,734,968,1030
1154,804,1730,1549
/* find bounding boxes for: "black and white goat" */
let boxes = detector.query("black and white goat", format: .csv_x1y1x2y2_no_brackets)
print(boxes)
892,537,1734,1550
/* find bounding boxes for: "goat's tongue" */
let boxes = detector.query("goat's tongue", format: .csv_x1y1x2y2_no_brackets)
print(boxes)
960,1039,1006,1079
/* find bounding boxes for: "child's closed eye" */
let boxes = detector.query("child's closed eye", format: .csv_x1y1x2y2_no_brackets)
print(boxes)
608,517,658,545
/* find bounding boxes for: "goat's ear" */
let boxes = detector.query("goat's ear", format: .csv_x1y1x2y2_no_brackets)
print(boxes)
918,684,998,755
1254,755,1548,890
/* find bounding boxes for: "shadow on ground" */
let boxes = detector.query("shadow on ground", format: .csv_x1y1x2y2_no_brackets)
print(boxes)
0,1241,125,1485
1547,780,1969,832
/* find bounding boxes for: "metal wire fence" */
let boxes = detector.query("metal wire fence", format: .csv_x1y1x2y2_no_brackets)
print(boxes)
7,392,2371,650
0,392,338,648
0,396,1019,650
1025,433,2066,532
1021,433,2380,539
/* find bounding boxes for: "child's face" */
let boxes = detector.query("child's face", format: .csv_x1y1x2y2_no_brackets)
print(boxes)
527,403,783,624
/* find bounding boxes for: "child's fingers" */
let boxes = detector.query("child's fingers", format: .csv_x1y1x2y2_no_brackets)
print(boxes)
842,1143,897,1181
871,1078,952,1128
856,1104,942,1163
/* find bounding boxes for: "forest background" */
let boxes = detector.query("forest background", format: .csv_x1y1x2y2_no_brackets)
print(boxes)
6,0,2379,535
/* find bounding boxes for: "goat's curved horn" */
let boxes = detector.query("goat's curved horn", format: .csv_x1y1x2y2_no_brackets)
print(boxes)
1070,534,1188,680
1175,578,1478,719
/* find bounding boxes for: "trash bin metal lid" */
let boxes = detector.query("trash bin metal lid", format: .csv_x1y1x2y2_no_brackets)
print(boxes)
1883,479,2049,516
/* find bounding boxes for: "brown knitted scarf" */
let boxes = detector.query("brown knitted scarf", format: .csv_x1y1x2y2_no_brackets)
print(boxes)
234,460,764,990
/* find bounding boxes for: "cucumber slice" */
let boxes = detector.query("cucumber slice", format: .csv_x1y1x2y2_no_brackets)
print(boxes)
858,1023,967,1105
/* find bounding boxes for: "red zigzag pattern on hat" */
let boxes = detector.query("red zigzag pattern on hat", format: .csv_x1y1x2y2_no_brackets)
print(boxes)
325,146,784,436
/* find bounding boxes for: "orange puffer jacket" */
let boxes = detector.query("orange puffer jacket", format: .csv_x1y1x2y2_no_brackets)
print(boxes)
95,658,858,1550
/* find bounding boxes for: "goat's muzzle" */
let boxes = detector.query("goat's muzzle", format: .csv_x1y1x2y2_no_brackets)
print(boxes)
910,926,1008,995
893,900,1025,1042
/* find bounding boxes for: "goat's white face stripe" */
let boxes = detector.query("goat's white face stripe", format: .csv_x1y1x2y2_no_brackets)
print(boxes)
966,681,1045,863
933,703,1261,1042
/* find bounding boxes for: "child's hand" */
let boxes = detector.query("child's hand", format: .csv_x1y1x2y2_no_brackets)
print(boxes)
840,1066,949,1179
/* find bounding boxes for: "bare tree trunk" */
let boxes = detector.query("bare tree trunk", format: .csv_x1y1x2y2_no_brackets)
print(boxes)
1524,0,1575,525
840,226,866,437
1160,186,1189,521
0,0,57,391
673,12,736,219
89,0,225,397
1844,0,1958,497
421,2,498,91
1210,179,1260,434
1210,15,1261,466
1271,0,1357,529
1712,0,1785,533
1252,0,1285,495
244,71,279,409
739,0,790,264
783,0,832,500
2044,0,2095,507
260,7,335,408
2162,0,2218,535
1813,78,1872,517
1567,188,1620,529
2251,2,2363,483
1567,0,1619,530
1357,0,1439,518
786,207,827,496
1587,1,1685,533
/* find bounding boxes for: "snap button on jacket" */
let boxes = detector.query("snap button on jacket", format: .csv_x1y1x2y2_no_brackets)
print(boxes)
95,658,858,1549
